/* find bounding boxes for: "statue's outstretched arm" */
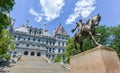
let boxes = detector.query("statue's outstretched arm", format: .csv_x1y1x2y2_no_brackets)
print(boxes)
71,23,78,32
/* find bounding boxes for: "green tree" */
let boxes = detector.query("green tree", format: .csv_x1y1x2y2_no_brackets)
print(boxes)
54,54,61,62
0,0,15,59
0,30,15,55
96,25,110,45
64,38,81,63
3,54,11,61
0,0,15,33
109,25,120,58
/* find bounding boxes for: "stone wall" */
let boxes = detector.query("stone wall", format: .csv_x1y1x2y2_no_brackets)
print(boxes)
70,45,120,73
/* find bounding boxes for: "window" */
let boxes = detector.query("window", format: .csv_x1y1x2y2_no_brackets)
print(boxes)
16,44,19,46
14,36,16,40
62,36,64,39
14,35,16,38
24,51,28,55
58,48,60,53
26,44,29,47
62,28,64,33
14,52,17,54
52,55,54,60
58,42,60,46
52,48,55,53
37,52,41,56
48,55,51,58
30,52,34,56
38,45,40,47
62,49,64,53
33,45,35,47
62,42,64,46
46,47,48,52
46,40,48,44
39,31,41,35
50,41,51,45
33,38,35,41
38,39,40,42
58,36,61,39
29,29,32,34
53,42,55,45
34,30,36,35
49,48,51,53
28,38,30,41
18,36,21,40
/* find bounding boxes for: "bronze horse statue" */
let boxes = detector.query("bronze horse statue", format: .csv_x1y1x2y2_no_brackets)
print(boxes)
71,14,101,52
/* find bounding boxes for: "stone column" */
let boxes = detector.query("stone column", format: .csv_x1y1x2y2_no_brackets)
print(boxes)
28,51,31,56
34,52,37,56
70,45,120,73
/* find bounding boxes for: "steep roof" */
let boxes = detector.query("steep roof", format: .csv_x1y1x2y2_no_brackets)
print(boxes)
55,24,69,36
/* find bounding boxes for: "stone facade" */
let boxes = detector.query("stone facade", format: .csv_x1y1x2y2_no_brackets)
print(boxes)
10,24,69,60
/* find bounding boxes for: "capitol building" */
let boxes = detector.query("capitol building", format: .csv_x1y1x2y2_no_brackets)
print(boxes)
9,23,69,61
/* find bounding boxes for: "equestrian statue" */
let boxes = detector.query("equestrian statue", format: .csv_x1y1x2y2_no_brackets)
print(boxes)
71,14,101,52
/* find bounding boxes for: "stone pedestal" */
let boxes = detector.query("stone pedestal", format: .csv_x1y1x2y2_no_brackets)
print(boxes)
70,45,120,73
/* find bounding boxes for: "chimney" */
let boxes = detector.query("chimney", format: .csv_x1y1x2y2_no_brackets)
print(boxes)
54,28,56,34
26,20,29,27
43,24,46,32
10,19,15,32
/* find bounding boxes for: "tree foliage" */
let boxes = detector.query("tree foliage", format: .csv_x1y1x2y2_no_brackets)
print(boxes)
54,54,61,62
96,25,110,45
0,0,15,33
64,38,81,63
0,30,15,55
109,25,120,58
0,0,15,58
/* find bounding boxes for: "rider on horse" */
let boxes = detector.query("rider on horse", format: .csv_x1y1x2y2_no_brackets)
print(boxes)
71,14,101,52
72,19,84,38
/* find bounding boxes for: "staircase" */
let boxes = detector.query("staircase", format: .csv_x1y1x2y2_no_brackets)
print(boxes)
5,56,69,73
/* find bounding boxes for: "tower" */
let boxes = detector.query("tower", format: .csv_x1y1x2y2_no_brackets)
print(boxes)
55,24,69,39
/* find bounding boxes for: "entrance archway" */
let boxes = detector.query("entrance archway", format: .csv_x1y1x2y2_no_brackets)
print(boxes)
37,52,41,56
30,52,34,56
24,51,28,55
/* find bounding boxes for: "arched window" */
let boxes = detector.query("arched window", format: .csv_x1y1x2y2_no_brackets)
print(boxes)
24,51,28,55
37,52,41,56
31,52,34,56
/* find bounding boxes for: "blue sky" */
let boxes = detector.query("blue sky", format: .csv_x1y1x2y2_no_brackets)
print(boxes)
10,0,120,36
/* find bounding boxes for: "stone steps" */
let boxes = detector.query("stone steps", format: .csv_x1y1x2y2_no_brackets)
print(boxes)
5,56,69,73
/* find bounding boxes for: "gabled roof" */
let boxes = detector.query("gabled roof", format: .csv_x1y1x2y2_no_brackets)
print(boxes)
55,24,69,36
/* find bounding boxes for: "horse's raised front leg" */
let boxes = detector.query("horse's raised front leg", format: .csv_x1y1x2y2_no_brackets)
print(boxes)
89,31,100,46
95,33,101,43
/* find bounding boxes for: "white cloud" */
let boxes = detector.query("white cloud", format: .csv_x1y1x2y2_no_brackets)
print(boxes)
40,0,65,21
29,7,42,22
29,0,65,23
29,7,39,16
66,0,96,25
